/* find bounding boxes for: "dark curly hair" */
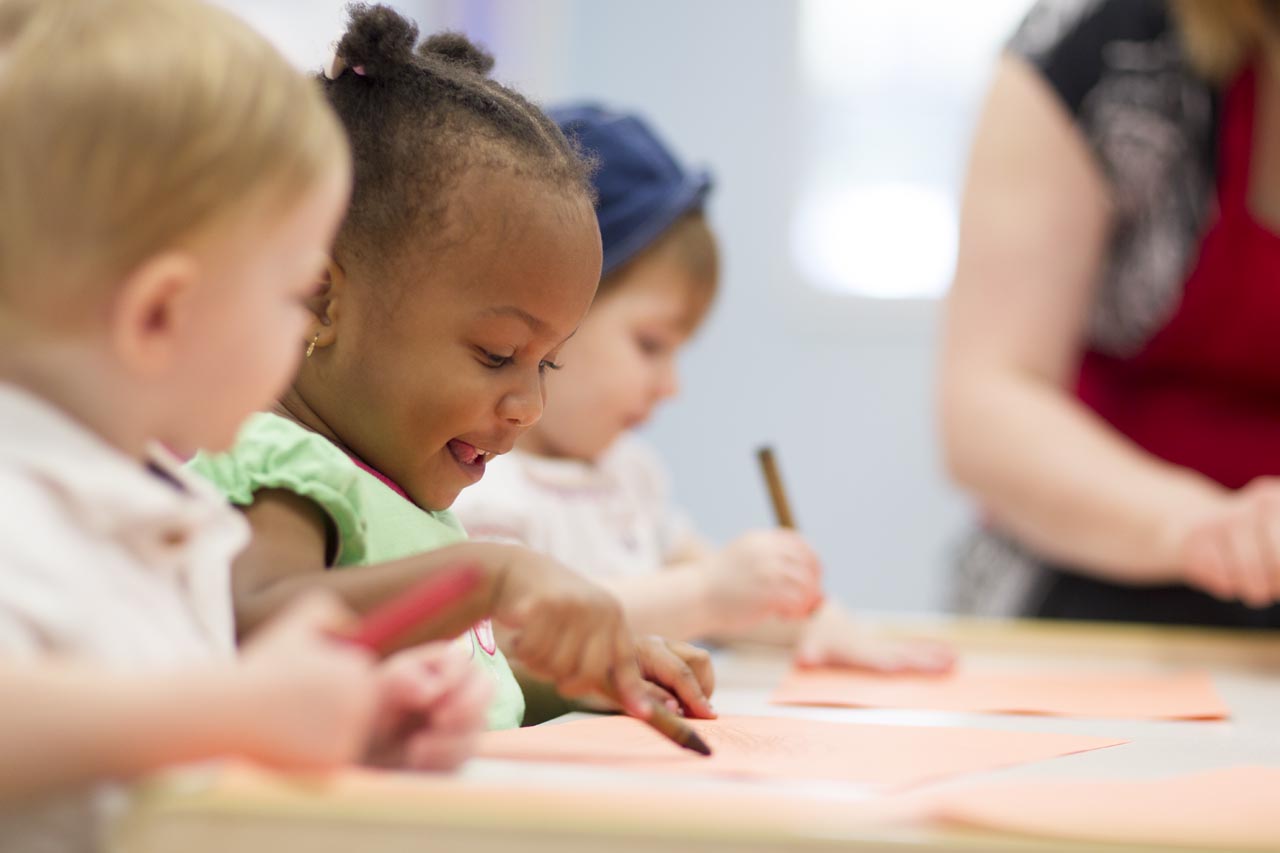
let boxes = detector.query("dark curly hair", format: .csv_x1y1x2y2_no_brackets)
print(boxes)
321,4,594,272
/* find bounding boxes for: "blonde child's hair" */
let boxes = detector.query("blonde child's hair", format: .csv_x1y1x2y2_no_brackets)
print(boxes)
1171,0,1280,82
598,212,720,335
0,0,349,320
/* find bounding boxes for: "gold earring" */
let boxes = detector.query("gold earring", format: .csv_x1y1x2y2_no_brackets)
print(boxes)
305,333,319,359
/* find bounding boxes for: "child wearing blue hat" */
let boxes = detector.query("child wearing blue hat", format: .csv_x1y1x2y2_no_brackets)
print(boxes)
455,105,954,671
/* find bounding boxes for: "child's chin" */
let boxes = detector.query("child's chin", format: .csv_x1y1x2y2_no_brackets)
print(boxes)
422,483,465,512
587,430,628,461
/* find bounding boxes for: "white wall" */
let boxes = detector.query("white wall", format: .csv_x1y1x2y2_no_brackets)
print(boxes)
220,0,977,613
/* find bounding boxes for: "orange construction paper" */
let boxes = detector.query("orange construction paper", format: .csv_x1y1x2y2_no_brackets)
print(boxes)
772,666,1229,720
181,762,914,838
476,714,1125,789
935,766,1280,850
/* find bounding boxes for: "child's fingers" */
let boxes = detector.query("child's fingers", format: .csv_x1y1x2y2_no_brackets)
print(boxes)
377,663,437,715
776,534,824,578
509,626,556,676
772,573,822,618
779,559,822,592
641,681,682,714
798,637,957,675
554,632,613,699
610,630,656,720
661,639,716,699
793,642,823,668
905,642,957,674
638,638,715,719
381,643,466,705
427,642,477,688
860,647,926,674
371,671,488,763
778,540,823,575
799,642,901,672
370,665,491,765
542,630,590,686
430,670,495,732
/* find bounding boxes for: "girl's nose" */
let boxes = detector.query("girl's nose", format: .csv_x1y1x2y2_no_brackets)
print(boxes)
497,371,545,427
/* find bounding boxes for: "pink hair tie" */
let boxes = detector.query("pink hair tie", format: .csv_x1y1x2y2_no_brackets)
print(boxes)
351,65,366,76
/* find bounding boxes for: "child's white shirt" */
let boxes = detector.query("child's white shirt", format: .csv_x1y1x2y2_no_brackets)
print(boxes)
0,383,248,853
452,434,697,581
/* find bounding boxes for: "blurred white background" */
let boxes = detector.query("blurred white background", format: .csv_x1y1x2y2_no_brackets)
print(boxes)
216,0,1034,613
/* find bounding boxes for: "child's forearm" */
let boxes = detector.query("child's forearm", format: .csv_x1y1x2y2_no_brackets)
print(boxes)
706,615,805,647
601,566,719,641
234,491,515,643
0,663,272,802
236,542,519,650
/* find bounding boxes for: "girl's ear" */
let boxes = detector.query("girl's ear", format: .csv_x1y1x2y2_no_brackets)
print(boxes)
306,258,346,351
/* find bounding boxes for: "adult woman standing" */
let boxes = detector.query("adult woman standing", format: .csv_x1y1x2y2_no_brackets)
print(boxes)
942,0,1280,625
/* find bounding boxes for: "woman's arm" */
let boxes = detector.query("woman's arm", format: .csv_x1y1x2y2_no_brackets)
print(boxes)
600,566,720,640
940,55,1228,585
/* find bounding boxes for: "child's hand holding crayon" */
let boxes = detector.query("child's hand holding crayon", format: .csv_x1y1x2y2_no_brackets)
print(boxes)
631,636,716,718
703,529,824,633
490,548,665,718
486,548,719,728
565,635,716,720
234,591,381,770
367,641,493,771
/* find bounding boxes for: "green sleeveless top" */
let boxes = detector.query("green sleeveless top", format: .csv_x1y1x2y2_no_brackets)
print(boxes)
190,413,524,729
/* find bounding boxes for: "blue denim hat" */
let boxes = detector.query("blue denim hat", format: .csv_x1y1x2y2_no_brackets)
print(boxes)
550,103,712,279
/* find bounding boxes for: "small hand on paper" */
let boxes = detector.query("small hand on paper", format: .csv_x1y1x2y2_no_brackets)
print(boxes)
793,601,955,674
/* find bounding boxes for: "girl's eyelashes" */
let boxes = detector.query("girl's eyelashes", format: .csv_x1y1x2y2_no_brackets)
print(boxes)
478,348,515,369
477,347,561,372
